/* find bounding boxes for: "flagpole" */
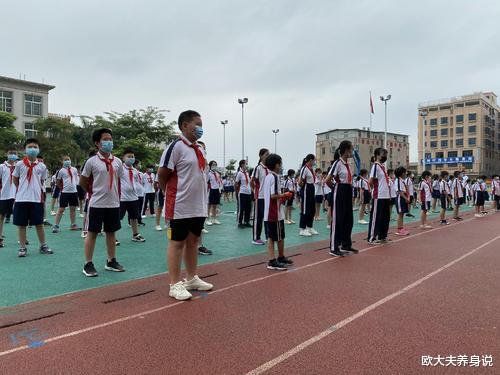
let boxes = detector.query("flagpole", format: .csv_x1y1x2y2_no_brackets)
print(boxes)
369,91,373,131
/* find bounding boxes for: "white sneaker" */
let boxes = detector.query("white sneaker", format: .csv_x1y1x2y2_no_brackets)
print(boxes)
169,281,192,300
474,213,483,218
299,229,312,237
183,275,213,291
202,228,209,234
358,220,369,225
155,225,162,231
50,211,56,216
79,214,84,218
290,220,296,224
142,215,147,219
326,224,331,229
81,231,88,238
206,220,213,226
307,227,319,235
213,219,221,225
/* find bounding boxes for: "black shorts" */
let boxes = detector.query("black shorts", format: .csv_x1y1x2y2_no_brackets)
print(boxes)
421,201,431,212
361,191,371,205
209,189,221,205
265,220,285,242
352,188,358,198
13,202,44,226
455,197,465,206
156,190,164,209
390,197,397,206
84,199,89,213
0,199,15,216
432,189,440,199
59,192,79,208
52,187,60,199
87,207,121,233
440,195,448,210
77,185,85,200
285,198,294,207
395,196,409,214
315,195,324,204
409,195,414,204
327,192,334,206
475,192,485,206
169,217,205,241
120,200,139,220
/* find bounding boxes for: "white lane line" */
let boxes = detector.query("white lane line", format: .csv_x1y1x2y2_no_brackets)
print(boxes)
0,215,479,357
245,234,500,375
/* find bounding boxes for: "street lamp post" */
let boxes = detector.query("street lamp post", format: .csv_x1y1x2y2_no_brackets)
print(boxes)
379,95,392,149
272,129,279,153
419,110,428,172
238,98,248,160
221,120,228,173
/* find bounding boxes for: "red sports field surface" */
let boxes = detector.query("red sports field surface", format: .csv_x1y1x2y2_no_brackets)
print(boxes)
0,210,499,374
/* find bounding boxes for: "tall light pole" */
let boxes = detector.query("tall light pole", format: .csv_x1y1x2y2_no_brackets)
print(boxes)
272,129,279,153
419,110,428,172
221,120,228,173
238,98,248,160
380,94,392,149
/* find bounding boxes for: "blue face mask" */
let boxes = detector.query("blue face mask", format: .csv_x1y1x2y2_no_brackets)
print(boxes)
100,140,113,153
194,126,204,140
7,154,18,161
125,157,135,166
63,160,71,168
26,147,39,158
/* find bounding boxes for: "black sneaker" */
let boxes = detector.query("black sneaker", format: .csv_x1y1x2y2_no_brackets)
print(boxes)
278,256,294,265
5,218,10,223
43,220,52,226
39,245,53,254
405,213,415,218
198,246,213,255
132,234,146,242
83,262,98,277
105,258,125,272
453,217,463,221
138,222,146,227
267,259,287,271
342,247,359,254
18,248,27,257
0,239,3,248
115,240,121,246
329,250,345,257
238,224,246,229
244,223,252,228
440,220,450,225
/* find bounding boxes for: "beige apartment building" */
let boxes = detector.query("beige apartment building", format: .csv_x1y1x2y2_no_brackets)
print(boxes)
0,75,55,137
315,128,410,173
418,92,500,177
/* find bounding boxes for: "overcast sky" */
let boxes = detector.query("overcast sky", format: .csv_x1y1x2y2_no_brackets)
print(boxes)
4,0,500,168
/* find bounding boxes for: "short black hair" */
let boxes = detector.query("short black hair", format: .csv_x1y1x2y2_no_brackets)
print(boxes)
264,153,282,171
178,110,201,130
360,168,368,176
146,164,154,169
387,169,394,175
480,175,487,180
92,128,112,143
6,145,17,152
422,171,432,179
315,168,322,173
395,166,406,178
287,169,295,177
374,147,387,158
302,153,315,166
208,160,217,168
37,155,43,159
24,138,39,147
440,171,449,178
123,148,135,156
453,171,461,178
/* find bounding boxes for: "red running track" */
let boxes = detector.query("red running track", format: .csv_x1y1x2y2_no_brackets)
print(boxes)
0,210,499,374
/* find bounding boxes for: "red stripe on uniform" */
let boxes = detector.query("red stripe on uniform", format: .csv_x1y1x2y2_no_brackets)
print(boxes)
165,170,178,220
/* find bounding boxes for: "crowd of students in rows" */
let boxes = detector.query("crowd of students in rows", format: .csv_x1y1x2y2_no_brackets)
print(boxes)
1,109,499,300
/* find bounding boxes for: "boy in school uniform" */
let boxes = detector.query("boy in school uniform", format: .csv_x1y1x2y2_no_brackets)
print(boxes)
0,148,19,247
438,171,450,225
357,169,370,225
79,128,125,277
154,172,166,231
451,171,465,221
472,176,487,217
388,169,397,221
404,171,415,217
419,171,433,229
394,166,410,236
492,175,500,211
119,149,146,243
142,165,156,217
263,154,294,270
132,160,145,226
158,110,213,300
52,156,81,233
12,139,53,257
76,165,86,218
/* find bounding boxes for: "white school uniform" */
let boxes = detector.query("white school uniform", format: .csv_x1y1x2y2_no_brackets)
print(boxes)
263,172,284,222
252,163,270,199
0,161,17,200
12,159,48,203
235,170,251,195
120,165,140,202
370,162,390,199
142,172,155,194
56,167,78,193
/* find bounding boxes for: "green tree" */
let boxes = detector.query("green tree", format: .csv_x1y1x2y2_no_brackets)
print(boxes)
0,111,24,151
225,159,237,176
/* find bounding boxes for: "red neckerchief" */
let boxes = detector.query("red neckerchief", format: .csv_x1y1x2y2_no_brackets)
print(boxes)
375,162,389,185
180,137,206,171
340,158,352,184
126,166,134,184
146,172,153,184
240,169,248,184
66,167,73,182
361,177,368,191
211,170,221,185
6,162,15,184
98,153,115,190
23,157,38,184
261,163,269,176
138,171,142,184
306,166,315,183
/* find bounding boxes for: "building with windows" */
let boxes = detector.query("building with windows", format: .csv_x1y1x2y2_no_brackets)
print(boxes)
418,92,500,177
315,128,410,172
0,75,55,137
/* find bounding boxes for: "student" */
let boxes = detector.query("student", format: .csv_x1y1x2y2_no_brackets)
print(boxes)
394,166,410,236
438,171,450,225
52,156,81,233
322,171,332,228
227,176,235,202
154,172,166,231
36,155,52,227
133,160,145,226
50,173,60,216
367,148,391,244
283,169,296,225
431,174,440,213
207,161,222,225
298,154,318,237
119,149,146,242
0,148,18,247
451,171,465,221
388,169,397,221
250,148,270,245
358,169,370,225
79,128,125,277
80,151,96,239
142,165,156,217
472,176,486,217
12,139,53,257
235,159,252,228
492,175,500,211
326,140,357,256
352,175,359,211
157,110,213,300
419,171,433,229
404,171,415,217
76,165,85,218
313,168,323,221
263,153,293,270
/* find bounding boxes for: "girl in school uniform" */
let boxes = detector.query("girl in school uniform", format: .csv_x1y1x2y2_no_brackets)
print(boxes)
492,175,500,211
431,174,440,212
235,160,252,228
322,171,332,228
352,176,359,211
472,176,487,217
284,169,296,225
326,140,357,256
404,171,415,217
388,169,397,221
394,166,410,236
438,171,451,225
298,154,318,237
250,148,270,245
357,169,370,225
419,171,433,229
207,161,222,225
367,148,391,244
313,168,324,221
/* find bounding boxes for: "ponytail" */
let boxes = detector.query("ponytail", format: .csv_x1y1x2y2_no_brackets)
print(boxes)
333,148,341,161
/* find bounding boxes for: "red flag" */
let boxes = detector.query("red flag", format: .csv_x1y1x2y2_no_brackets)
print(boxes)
370,92,374,114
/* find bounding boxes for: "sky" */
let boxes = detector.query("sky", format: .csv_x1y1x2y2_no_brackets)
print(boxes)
3,0,500,168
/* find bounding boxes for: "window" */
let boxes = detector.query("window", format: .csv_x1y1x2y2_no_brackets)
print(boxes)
425,153,431,159
430,118,437,126
430,141,437,148
435,152,444,158
441,140,448,148
456,127,463,135
456,138,463,147
441,128,448,136
468,113,477,122
463,150,473,157
321,147,325,155
463,163,473,169
24,94,42,116
440,117,448,125
0,90,13,113
448,151,458,157
430,129,437,137
24,122,37,137
454,103,464,108
456,114,464,122
465,101,479,107
468,125,476,133
321,161,326,170
468,138,476,146
448,163,458,168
